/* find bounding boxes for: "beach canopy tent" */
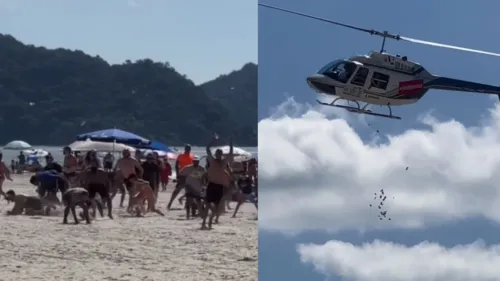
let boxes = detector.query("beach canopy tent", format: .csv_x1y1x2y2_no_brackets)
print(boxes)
138,140,175,153
76,128,150,146
4,140,32,150
211,146,253,162
69,140,136,152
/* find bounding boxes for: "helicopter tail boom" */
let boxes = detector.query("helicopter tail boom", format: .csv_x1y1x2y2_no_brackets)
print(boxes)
425,77,500,100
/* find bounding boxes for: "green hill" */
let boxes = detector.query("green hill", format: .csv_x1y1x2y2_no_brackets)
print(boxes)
0,34,257,146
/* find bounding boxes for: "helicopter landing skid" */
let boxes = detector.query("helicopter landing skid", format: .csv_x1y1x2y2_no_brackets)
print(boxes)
316,98,402,120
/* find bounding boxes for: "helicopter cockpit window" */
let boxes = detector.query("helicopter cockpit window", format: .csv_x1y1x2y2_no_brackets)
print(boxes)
318,60,357,84
370,72,390,90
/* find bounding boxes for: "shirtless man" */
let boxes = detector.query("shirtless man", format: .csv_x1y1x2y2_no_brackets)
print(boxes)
203,135,233,229
5,190,56,216
114,149,143,207
62,187,94,224
178,156,207,220
80,166,113,219
0,153,13,199
62,146,79,186
127,174,165,216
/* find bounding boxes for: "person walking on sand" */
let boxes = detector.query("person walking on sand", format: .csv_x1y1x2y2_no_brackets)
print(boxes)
166,144,194,209
202,134,233,229
0,152,13,199
62,146,79,184
160,159,172,192
178,156,207,220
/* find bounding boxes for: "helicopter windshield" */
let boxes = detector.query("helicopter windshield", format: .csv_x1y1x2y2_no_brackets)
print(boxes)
318,60,357,84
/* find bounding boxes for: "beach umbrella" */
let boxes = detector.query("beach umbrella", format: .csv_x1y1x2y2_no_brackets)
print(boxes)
22,149,49,157
4,140,32,150
76,128,150,146
141,149,177,160
140,140,175,153
69,140,136,152
211,146,253,162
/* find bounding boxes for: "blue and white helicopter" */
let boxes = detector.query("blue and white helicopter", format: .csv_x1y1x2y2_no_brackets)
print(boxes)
260,4,500,120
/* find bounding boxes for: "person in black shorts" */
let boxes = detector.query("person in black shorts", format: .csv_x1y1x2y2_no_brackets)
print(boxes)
81,166,113,220
141,153,160,195
203,134,234,229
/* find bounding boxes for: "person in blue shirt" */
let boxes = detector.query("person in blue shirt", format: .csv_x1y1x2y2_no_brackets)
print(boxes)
30,170,68,198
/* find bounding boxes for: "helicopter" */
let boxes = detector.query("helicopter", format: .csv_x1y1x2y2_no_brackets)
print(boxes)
260,4,500,120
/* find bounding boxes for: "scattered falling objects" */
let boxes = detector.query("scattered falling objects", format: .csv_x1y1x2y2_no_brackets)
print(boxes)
80,121,86,126
376,130,379,133
406,167,409,170
371,190,392,221
29,102,35,106
230,87,235,90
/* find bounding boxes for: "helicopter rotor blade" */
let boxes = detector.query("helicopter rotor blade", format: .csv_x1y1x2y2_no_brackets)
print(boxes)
258,4,392,38
400,36,500,57
260,3,500,57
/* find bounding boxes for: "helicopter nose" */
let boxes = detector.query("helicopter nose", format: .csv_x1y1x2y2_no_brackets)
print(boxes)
306,74,336,94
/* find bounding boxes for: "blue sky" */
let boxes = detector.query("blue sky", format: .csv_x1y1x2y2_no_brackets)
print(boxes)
0,0,257,84
259,1,500,281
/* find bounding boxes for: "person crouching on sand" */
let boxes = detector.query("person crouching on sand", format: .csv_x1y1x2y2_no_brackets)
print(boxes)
127,174,165,216
5,190,56,216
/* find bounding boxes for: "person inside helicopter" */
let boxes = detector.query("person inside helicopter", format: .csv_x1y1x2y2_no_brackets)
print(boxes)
320,60,357,84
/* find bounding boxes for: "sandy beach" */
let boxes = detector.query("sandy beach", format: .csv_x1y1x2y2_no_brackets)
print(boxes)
0,174,258,281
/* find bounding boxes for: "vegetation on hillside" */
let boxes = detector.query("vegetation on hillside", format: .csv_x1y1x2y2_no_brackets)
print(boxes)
0,34,257,146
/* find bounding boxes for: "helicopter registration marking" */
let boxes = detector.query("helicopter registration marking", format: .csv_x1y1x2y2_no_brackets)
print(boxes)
343,86,363,97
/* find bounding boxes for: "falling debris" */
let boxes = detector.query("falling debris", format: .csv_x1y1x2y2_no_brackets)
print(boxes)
29,102,35,106
80,121,86,126
406,167,409,171
371,190,392,221
230,87,235,90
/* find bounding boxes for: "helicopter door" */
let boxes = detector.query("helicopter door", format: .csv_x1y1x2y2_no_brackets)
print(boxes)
349,67,369,87
368,71,390,92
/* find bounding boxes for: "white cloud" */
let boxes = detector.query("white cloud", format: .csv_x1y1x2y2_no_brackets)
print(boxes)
127,0,140,8
297,239,500,281
259,99,500,233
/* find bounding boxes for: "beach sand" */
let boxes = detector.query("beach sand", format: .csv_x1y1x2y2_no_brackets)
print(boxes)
0,174,258,281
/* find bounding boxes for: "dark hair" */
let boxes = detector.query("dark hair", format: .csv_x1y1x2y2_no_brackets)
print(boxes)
29,175,37,185
6,190,15,197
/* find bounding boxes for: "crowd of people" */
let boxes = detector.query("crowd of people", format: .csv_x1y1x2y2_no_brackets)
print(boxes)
0,136,258,230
